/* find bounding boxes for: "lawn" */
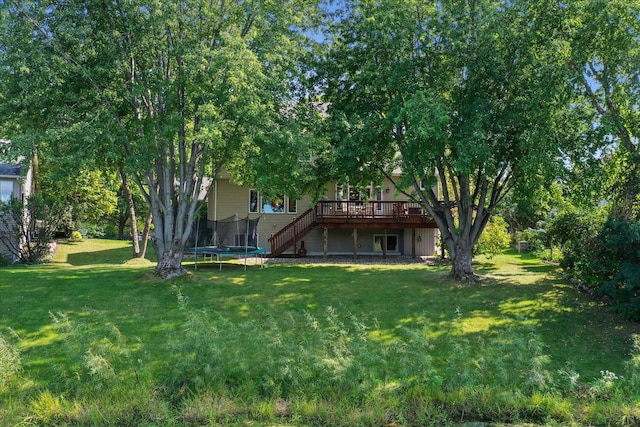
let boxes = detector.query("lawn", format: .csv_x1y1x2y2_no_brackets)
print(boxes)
1,239,640,426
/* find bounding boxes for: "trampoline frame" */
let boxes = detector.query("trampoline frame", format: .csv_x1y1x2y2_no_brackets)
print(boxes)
184,246,266,270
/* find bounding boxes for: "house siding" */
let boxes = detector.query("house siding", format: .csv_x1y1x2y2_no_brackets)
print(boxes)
209,177,440,257
210,178,316,251
0,161,32,262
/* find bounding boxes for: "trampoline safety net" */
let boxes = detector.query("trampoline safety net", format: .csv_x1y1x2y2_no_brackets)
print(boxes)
188,214,261,249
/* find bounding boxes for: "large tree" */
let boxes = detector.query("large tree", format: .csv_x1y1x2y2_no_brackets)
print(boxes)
563,0,640,221
319,0,571,279
0,0,321,277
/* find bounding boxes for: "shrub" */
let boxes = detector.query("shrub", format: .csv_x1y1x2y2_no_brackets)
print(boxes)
70,230,83,241
546,211,604,285
0,252,12,267
476,215,511,258
0,193,70,264
595,221,640,320
517,228,547,253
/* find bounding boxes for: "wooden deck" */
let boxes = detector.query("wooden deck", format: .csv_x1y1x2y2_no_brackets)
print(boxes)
315,200,437,229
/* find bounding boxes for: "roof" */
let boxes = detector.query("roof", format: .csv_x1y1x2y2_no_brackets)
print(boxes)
0,140,25,177
0,163,21,177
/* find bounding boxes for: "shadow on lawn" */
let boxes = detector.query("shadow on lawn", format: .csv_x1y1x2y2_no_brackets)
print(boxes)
64,247,157,266
203,261,640,379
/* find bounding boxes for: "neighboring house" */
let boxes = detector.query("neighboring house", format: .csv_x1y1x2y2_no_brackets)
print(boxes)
209,170,440,258
0,143,33,262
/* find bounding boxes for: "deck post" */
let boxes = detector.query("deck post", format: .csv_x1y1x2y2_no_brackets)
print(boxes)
382,228,387,259
352,228,357,260
323,228,328,257
412,228,416,258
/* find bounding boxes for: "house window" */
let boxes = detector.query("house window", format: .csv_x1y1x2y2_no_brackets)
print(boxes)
0,180,12,203
263,194,285,213
288,198,297,214
337,183,374,202
374,235,398,252
249,189,259,213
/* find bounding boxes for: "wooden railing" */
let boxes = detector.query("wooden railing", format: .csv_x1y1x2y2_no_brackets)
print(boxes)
268,208,317,257
315,200,431,220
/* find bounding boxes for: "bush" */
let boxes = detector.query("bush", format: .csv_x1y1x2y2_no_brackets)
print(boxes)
70,230,83,241
0,193,70,264
595,221,640,320
516,228,547,253
546,211,604,282
0,252,12,267
476,215,511,258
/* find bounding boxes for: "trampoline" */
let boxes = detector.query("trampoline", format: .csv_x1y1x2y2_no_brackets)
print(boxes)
184,245,266,270
184,214,265,270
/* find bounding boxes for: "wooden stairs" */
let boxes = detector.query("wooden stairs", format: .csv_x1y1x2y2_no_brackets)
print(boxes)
268,208,317,257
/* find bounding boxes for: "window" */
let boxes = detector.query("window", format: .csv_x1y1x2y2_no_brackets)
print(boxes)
249,190,259,213
249,190,296,214
263,194,285,213
287,198,297,214
374,235,398,252
0,180,12,203
336,183,374,202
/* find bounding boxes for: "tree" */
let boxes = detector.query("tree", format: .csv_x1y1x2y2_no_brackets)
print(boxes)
319,0,570,279
476,215,511,259
0,0,322,278
563,0,640,221
41,165,118,236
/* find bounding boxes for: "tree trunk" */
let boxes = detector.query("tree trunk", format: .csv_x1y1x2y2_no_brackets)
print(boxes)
139,212,152,259
119,165,142,258
449,238,476,281
117,214,127,240
155,244,186,279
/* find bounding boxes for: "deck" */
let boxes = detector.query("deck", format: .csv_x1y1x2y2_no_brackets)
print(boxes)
314,200,437,229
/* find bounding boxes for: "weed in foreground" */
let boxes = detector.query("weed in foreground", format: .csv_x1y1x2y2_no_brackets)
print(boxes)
9,299,640,426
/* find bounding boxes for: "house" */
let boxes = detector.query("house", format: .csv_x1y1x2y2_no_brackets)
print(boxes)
0,142,33,262
208,171,440,258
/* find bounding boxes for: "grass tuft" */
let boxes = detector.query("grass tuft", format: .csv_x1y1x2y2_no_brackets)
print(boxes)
2,240,640,425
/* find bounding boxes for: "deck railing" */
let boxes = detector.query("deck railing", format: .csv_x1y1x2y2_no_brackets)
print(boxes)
268,208,317,257
268,201,435,257
315,200,431,220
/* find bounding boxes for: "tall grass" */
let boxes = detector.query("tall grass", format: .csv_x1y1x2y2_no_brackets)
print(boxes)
2,240,640,425
3,295,640,425
0,330,21,388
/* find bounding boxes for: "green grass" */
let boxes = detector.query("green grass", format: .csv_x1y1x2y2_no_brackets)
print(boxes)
1,239,640,426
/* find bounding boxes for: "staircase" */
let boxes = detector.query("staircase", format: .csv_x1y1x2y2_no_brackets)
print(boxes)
268,208,317,257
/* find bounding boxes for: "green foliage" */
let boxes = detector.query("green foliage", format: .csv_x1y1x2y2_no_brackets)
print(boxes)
70,231,82,241
501,181,568,232
517,228,548,253
563,0,640,221
476,215,511,258
596,221,640,320
42,166,118,231
0,0,324,277
547,210,605,278
550,212,640,320
0,252,12,267
319,0,572,278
